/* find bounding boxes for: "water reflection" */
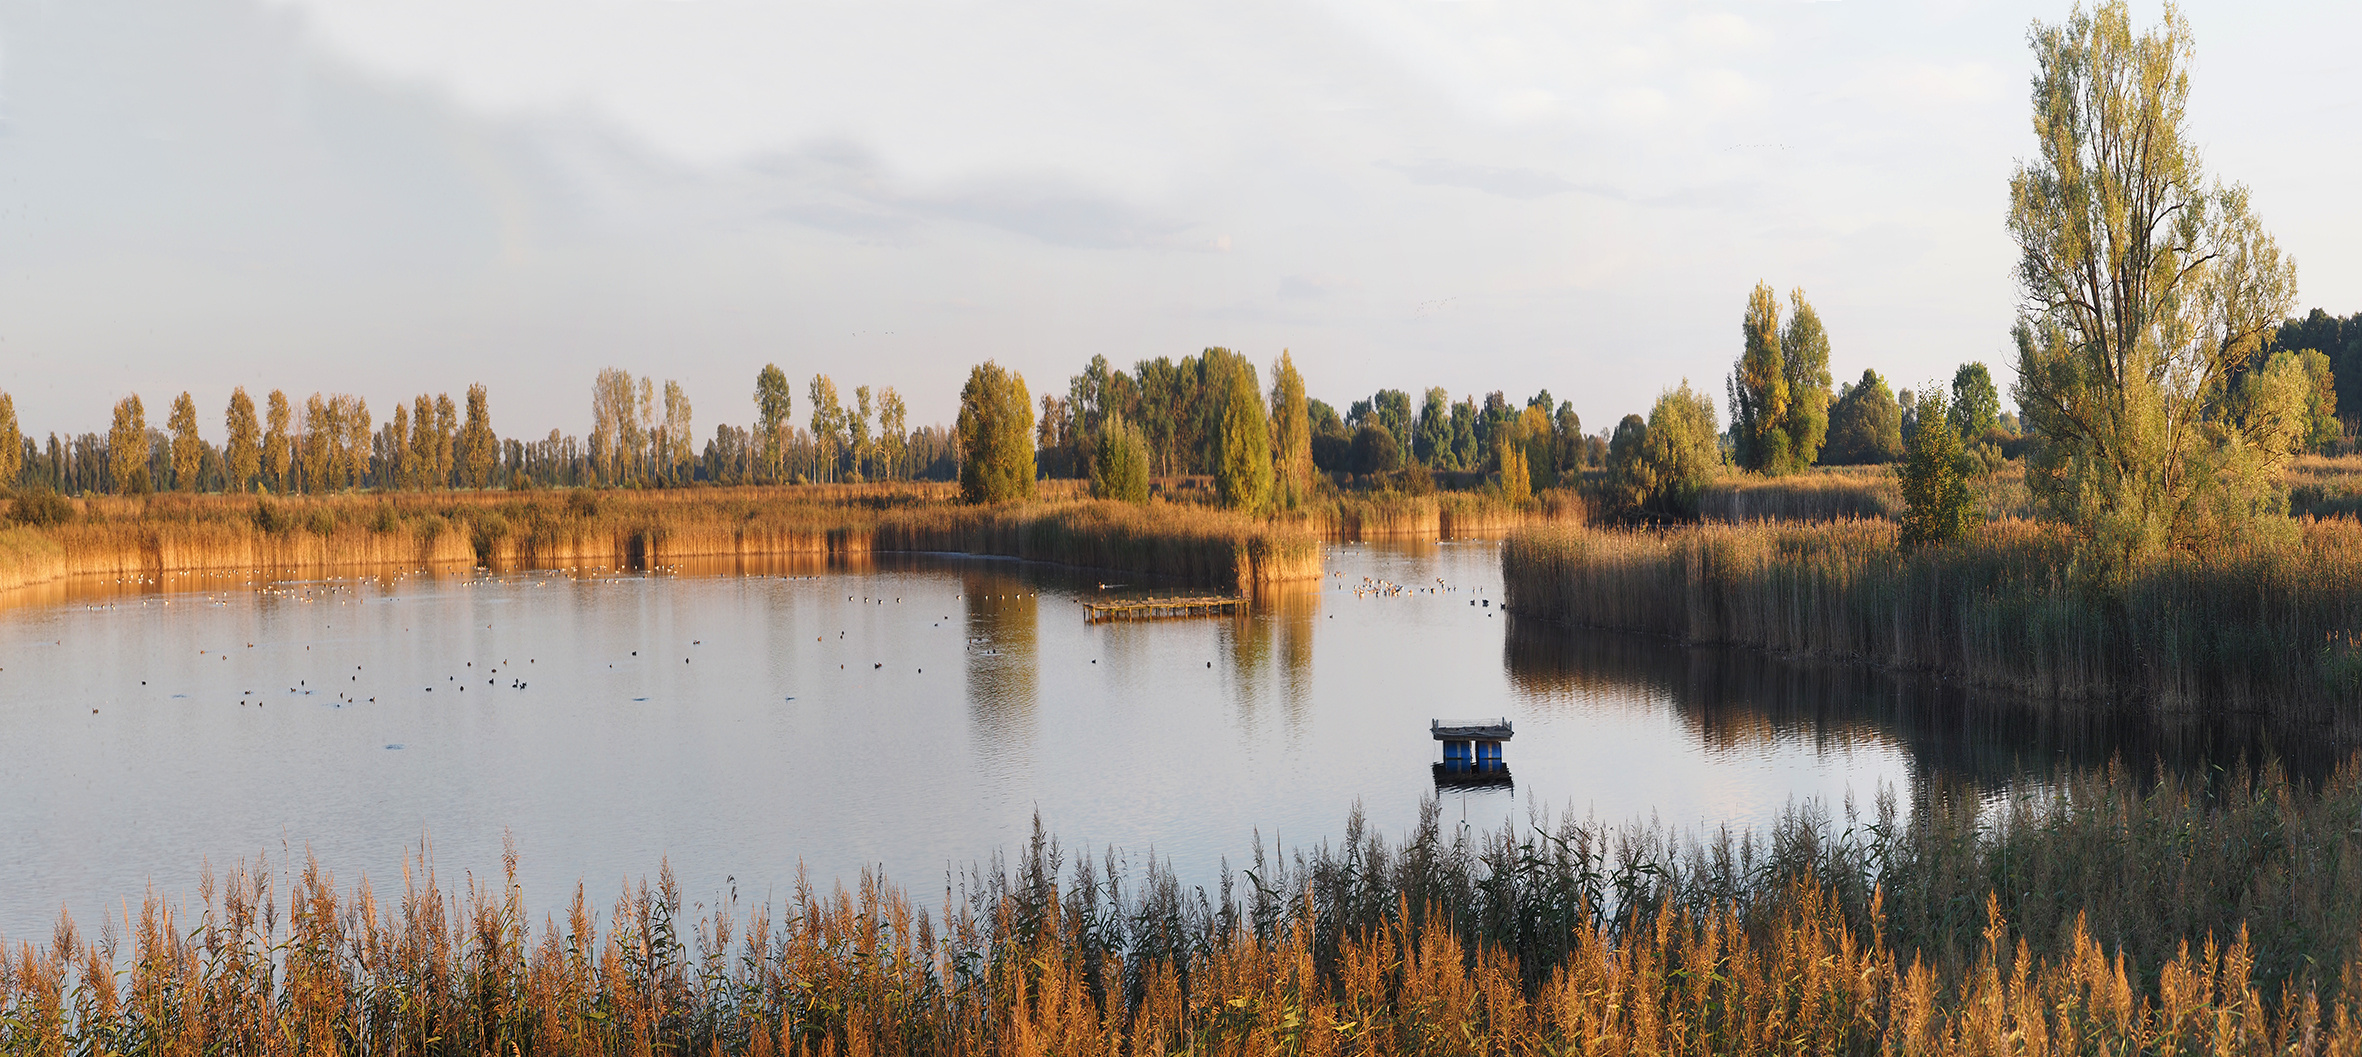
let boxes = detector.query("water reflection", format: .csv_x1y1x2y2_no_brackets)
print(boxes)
1502,615,2347,789
964,571,1039,756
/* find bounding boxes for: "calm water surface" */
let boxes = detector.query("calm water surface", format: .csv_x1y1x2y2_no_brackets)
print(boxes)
0,539,2267,940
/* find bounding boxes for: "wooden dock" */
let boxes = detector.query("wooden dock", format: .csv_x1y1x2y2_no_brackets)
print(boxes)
1082,596,1244,621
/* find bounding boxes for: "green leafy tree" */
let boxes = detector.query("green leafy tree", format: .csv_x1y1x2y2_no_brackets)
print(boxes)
460,384,496,488
167,392,202,491
2010,1,2298,561
956,361,1035,503
1823,370,1906,465
1214,359,1272,513
408,395,436,488
109,395,150,494
1605,414,1651,511
2292,349,2339,452
0,390,22,491
433,394,458,488
337,395,370,491
877,387,907,480
1899,386,1979,548
1728,282,1792,473
1269,352,1312,509
224,388,261,493
1091,414,1151,504
1779,290,1832,467
1351,423,1400,476
1414,388,1452,468
264,390,292,493
1638,381,1723,516
809,374,844,482
1949,363,2001,439
754,364,793,484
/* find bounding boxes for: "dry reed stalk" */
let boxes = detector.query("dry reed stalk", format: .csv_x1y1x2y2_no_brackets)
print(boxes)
14,767,2362,1055
1501,518,2362,717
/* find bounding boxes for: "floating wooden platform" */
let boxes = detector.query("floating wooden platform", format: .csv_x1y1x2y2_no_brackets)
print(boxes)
1083,595,1244,621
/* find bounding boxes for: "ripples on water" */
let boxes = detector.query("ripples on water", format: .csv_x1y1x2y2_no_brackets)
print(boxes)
0,540,2323,940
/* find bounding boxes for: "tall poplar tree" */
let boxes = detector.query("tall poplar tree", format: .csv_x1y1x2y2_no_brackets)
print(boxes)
225,389,261,493
754,364,792,484
809,375,844,483
1215,358,1272,514
410,395,438,488
461,384,496,488
1269,352,1312,509
167,392,202,491
876,388,907,481
1779,289,1832,467
109,395,150,494
2010,1,2297,560
0,390,23,491
433,394,458,488
263,391,292,493
1728,282,1791,473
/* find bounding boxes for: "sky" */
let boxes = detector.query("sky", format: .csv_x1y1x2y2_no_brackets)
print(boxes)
0,0,2356,440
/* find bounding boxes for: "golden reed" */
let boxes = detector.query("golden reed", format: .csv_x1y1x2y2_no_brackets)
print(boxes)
1500,517,2362,717
0,487,1323,597
8,757,2362,1056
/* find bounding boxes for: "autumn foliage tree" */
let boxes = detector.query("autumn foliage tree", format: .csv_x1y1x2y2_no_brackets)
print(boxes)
957,361,1034,503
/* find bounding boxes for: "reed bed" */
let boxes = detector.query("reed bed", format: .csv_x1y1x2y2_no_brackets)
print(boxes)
0,487,1321,596
1308,490,1583,541
7,759,2362,1056
2288,455,2362,519
1500,518,2362,718
1698,465,2040,524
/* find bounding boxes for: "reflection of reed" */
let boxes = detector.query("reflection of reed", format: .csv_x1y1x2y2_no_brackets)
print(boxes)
963,573,1038,750
1502,615,2346,789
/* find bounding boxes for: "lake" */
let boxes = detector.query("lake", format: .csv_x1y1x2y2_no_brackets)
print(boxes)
0,538,2291,941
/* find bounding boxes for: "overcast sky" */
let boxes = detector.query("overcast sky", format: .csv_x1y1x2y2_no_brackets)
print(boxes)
1,0,2355,440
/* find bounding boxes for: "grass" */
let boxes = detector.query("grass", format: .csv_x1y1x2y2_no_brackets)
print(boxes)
0,486,1321,596
7,758,2362,1055
1500,517,2362,719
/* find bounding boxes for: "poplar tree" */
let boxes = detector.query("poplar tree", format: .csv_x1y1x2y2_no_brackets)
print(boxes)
299,394,334,493
1269,352,1312,509
876,387,907,481
1899,386,1978,548
167,393,202,491
410,395,437,488
1091,414,1151,503
851,386,874,481
2011,1,2297,560
109,395,150,494
809,375,843,482
433,394,458,488
1779,289,1832,467
0,390,21,490
264,391,293,493
956,361,1034,503
1728,282,1791,473
461,384,496,488
388,403,411,488
1214,359,1272,514
225,388,261,493
754,364,792,484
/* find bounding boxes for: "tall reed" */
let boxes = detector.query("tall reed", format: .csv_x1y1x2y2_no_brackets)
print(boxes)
0,487,1323,596
1501,518,2362,718
9,758,2362,1055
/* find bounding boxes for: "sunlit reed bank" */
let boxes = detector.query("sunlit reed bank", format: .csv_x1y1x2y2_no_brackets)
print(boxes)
5,759,2362,1055
1697,464,2043,525
1303,490,1583,541
0,487,1320,597
1500,519,2362,718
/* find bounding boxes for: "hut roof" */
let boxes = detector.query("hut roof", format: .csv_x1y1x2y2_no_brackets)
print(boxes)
1431,718,1513,740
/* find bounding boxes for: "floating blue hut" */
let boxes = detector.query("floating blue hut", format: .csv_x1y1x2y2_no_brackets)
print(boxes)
1431,717,1512,787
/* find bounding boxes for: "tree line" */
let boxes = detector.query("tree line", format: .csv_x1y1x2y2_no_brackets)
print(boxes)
0,367,960,499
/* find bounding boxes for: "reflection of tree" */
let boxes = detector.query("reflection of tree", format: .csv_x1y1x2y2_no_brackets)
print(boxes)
1220,581,1321,734
964,572,1038,751
1502,616,2341,791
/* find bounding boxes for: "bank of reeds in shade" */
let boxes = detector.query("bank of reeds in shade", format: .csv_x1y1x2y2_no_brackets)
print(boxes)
0,487,1321,596
7,758,2362,1055
1500,518,2362,718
